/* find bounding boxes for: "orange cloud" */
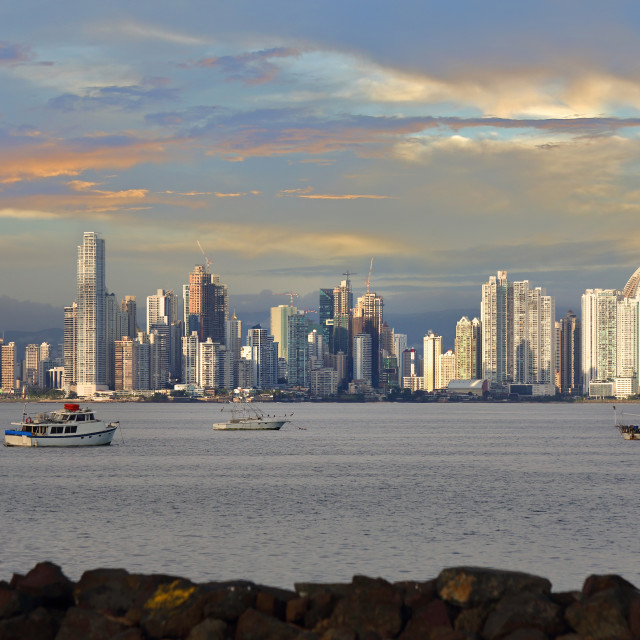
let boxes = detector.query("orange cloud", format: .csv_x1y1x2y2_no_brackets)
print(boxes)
0,134,181,184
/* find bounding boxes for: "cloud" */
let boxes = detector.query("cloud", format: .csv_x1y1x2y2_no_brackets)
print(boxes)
0,208,59,220
94,21,210,46
48,82,179,112
0,41,33,65
0,132,181,183
278,186,392,200
214,192,247,197
186,47,304,85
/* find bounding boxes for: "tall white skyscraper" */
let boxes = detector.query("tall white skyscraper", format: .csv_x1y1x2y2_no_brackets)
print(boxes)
423,331,442,392
353,332,372,385
581,289,620,390
77,231,108,396
481,270,511,385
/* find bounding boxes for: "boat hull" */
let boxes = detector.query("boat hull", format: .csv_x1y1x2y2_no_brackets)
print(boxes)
213,420,286,431
4,426,117,447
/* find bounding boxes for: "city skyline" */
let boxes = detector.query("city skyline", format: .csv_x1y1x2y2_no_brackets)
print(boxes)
2,2,640,324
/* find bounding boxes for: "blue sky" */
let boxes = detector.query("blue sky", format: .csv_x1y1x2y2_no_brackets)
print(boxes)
2,0,640,328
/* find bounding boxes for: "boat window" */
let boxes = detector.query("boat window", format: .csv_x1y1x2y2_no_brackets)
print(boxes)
87,414,94,421
64,426,77,434
51,426,64,434
76,414,85,422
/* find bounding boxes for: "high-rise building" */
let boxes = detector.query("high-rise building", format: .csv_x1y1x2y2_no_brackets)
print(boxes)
423,331,442,392
63,302,78,391
527,287,555,386
147,289,178,333
559,311,581,395
581,289,620,390
115,337,137,392
354,290,383,387
271,304,298,362
247,325,277,389
199,339,233,389
121,296,138,339
353,333,373,385
394,333,408,386
185,265,228,344
1,342,16,392
24,344,39,387
77,231,108,396
182,332,199,385
332,276,352,357
319,288,335,350
226,312,242,388
438,350,457,389
481,270,512,386
287,312,310,386
616,297,639,388
455,317,482,380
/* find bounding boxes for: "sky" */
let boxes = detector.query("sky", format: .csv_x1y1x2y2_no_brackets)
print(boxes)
3,0,640,332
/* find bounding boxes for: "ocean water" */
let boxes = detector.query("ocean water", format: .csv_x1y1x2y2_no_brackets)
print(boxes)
1,401,638,592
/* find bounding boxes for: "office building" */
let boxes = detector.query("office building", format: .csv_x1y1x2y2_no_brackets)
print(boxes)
63,302,78,391
77,231,108,397
287,312,310,386
271,304,298,362
481,270,512,385
1,342,16,392
353,332,373,385
121,295,138,339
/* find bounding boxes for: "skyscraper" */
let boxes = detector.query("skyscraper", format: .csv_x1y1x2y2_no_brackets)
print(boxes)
287,312,310,386
77,231,108,396
353,332,373,385
271,304,298,362
559,311,581,395
581,289,619,391
63,302,78,391
185,265,228,344
423,331,442,392
455,316,482,380
121,296,137,339
481,270,512,386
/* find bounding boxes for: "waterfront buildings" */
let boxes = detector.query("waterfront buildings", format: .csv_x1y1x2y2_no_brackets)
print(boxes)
455,317,482,380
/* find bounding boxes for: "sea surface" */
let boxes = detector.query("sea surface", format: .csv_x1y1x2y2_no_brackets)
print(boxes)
1,401,638,592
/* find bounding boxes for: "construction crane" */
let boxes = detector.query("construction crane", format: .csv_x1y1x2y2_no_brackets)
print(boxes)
275,291,299,307
365,257,374,293
196,240,213,272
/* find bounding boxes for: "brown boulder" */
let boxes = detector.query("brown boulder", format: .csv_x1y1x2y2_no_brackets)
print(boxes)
256,585,297,620
482,592,565,640
55,606,131,640
0,605,64,640
328,575,403,639
437,568,551,609
10,561,74,608
581,574,638,597
236,607,317,640
398,598,452,640
201,580,259,622
395,579,438,615
565,587,633,640
185,617,228,640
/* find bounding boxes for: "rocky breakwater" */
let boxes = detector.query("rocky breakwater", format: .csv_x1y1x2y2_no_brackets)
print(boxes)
1,562,639,639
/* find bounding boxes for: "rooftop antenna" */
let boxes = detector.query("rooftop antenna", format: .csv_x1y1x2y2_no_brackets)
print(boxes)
365,257,374,294
196,240,212,273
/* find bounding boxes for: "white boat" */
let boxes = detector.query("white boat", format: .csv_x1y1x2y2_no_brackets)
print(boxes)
613,406,640,440
4,403,119,447
213,403,291,431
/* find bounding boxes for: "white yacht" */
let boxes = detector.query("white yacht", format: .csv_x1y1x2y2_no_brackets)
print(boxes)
213,403,291,431
4,403,119,447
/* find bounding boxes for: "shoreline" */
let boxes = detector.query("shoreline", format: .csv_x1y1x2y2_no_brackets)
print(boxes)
2,562,638,639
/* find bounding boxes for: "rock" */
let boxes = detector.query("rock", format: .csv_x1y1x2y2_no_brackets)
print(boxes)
139,577,204,639
304,589,341,630
55,606,131,640
581,574,638,597
10,561,74,609
395,579,438,615
286,596,310,625
437,568,551,609
501,629,549,640
328,575,403,639
201,580,259,622
630,593,640,638
0,605,64,640
454,603,492,634
565,587,634,640
481,592,565,640
398,598,452,639
236,607,317,639
0,580,37,619
295,582,351,598
256,585,297,620
186,617,228,640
